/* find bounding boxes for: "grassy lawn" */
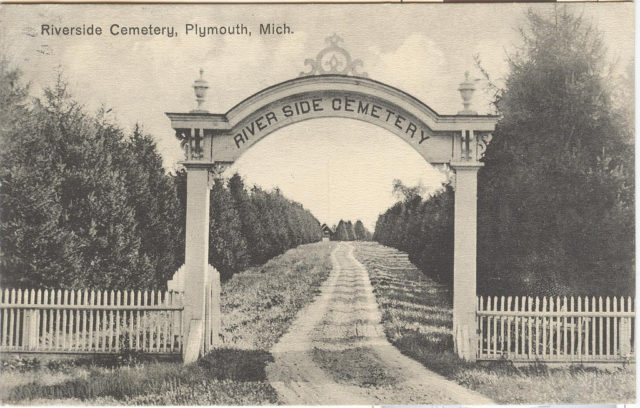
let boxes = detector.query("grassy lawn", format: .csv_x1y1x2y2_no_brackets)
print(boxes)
1,241,336,405
353,241,635,404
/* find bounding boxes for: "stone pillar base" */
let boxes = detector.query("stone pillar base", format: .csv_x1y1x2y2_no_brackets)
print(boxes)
183,319,204,364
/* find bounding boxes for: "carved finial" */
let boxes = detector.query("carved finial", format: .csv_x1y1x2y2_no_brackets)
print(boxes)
300,34,368,78
458,71,478,115
192,68,209,113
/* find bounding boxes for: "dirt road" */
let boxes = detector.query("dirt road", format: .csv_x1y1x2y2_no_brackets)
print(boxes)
265,242,494,404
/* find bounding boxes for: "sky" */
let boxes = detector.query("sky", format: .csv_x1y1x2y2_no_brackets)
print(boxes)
0,3,633,230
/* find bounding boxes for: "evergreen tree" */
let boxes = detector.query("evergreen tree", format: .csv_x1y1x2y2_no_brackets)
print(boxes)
228,173,265,263
354,220,369,241
477,8,634,296
0,58,29,138
249,186,280,263
373,182,453,285
345,221,356,241
0,61,80,288
0,61,324,289
222,174,321,271
375,9,634,296
118,124,184,286
333,220,349,241
0,73,152,289
172,167,188,268
209,179,250,279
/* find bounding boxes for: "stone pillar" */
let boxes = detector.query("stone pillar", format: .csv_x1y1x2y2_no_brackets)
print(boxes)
182,162,213,363
451,161,482,361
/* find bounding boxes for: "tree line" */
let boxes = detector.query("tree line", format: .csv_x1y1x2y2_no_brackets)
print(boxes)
374,9,634,297
331,219,372,241
374,184,454,285
201,173,322,279
0,63,321,290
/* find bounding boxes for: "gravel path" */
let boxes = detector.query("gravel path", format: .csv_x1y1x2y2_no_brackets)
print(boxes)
265,242,494,405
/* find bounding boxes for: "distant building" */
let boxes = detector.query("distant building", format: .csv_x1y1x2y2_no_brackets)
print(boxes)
320,223,333,242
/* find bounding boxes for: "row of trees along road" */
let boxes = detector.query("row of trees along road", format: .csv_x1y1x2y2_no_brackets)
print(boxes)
332,219,372,241
374,9,634,297
0,65,322,289
196,172,322,279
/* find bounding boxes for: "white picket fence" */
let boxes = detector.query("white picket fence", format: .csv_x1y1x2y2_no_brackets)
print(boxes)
477,295,635,362
0,288,184,354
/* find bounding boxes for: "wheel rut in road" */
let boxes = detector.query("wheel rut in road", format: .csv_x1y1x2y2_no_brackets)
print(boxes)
265,242,494,405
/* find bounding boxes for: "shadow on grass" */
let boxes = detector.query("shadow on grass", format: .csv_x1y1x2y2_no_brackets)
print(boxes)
198,348,274,382
312,346,399,387
4,348,275,403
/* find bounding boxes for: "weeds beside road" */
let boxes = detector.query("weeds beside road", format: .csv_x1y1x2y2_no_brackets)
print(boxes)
353,241,635,404
220,241,336,350
0,241,336,405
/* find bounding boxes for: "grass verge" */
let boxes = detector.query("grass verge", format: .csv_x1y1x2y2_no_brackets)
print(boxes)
1,241,336,405
353,241,635,404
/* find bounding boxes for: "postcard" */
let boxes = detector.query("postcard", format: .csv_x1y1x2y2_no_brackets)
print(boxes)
0,2,634,405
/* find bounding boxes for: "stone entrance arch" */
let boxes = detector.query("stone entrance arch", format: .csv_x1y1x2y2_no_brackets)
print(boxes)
166,36,498,363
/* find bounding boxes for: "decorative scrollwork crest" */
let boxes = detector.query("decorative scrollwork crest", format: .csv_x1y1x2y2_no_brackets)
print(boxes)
300,34,368,78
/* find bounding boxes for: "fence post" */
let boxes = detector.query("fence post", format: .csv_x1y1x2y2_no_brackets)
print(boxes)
22,290,38,350
620,319,631,357
619,297,631,358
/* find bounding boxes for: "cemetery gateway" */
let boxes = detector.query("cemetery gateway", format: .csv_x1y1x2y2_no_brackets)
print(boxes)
166,35,498,363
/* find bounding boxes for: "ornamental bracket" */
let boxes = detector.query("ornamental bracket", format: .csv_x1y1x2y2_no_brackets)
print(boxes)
175,128,205,161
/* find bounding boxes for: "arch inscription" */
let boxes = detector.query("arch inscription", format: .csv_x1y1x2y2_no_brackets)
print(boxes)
223,90,446,164
167,75,497,165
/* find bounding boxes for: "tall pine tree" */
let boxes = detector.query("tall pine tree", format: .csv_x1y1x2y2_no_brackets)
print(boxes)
0,73,152,288
477,8,634,296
